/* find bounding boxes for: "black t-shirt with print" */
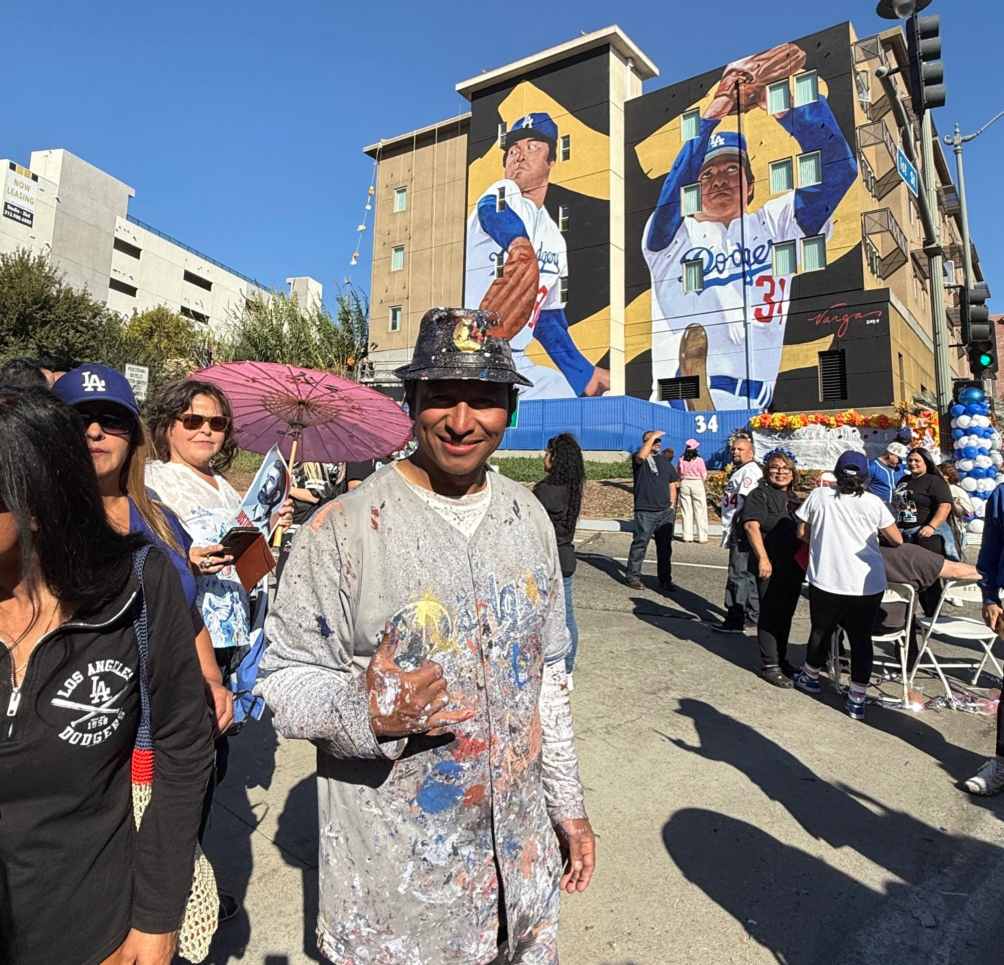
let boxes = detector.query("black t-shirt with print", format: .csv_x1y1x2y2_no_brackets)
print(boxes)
739,480,802,565
894,472,952,528
632,450,679,512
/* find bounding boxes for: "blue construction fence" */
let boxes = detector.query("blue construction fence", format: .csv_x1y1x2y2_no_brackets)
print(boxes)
500,397,759,469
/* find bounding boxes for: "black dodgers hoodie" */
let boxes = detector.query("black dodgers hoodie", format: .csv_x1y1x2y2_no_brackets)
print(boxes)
0,549,213,965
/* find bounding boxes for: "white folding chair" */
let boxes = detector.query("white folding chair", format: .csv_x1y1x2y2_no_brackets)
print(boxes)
829,582,915,706
910,580,1002,698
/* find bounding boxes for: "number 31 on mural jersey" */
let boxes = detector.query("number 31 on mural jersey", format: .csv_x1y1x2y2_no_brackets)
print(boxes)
753,275,787,323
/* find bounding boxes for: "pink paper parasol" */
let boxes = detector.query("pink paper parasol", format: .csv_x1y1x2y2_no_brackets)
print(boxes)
193,361,412,466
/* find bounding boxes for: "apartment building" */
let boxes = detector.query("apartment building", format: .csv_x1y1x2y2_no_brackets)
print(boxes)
0,149,320,333
362,22,987,413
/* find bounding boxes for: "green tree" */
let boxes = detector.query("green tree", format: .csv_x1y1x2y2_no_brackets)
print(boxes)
220,288,373,378
0,248,119,363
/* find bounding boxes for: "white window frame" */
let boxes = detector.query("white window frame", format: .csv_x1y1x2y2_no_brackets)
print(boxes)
797,150,822,188
559,275,569,302
681,183,701,216
683,258,704,293
497,121,507,145
767,80,791,115
558,205,569,232
681,109,700,142
496,187,507,212
772,240,797,276
559,133,571,161
794,70,819,108
390,245,405,272
388,305,402,332
801,235,827,273
393,186,408,213
769,158,794,194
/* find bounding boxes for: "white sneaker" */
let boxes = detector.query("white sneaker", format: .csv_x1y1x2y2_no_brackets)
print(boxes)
965,757,1004,796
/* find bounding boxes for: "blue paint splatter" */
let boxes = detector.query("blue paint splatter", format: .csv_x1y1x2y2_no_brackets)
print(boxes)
510,643,529,690
316,614,332,638
416,761,465,814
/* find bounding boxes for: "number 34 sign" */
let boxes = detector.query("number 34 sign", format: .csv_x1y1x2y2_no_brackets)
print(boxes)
693,415,718,433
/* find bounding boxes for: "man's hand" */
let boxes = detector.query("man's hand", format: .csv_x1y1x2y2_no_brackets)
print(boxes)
982,602,1003,635
107,929,177,964
757,557,773,580
584,367,610,397
367,627,475,739
556,818,596,894
918,525,935,539
207,679,235,734
713,42,808,113
276,496,295,531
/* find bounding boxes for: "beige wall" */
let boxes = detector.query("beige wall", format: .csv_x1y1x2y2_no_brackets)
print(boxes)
368,124,468,375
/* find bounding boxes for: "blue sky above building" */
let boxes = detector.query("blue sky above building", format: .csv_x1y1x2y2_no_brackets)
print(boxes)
7,1,1002,305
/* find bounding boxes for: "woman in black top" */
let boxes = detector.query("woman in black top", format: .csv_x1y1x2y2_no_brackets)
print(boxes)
0,388,213,965
740,449,804,688
533,434,585,681
894,447,956,612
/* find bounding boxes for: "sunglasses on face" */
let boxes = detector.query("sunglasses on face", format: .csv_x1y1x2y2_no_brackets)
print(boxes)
76,405,135,437
177,413,230,433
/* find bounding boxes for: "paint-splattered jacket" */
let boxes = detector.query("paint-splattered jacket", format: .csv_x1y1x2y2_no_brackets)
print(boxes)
256,466,586,964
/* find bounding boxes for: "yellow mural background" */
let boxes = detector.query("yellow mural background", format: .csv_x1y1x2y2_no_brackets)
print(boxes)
625,69,870,373
467,81,611,371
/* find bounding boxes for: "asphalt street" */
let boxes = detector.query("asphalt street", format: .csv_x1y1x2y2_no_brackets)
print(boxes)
199,533,1004,965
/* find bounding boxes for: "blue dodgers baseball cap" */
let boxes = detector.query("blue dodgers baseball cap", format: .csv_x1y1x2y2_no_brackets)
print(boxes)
502,112,558,152
703,130,748,165
52,363,140,416
834,450,869,480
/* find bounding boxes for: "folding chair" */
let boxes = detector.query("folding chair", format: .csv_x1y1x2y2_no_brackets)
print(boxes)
910,580,1002,699
829,582,915,706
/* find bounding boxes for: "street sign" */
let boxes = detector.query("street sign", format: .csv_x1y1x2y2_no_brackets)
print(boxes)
124,363,149,402
896,147,920,197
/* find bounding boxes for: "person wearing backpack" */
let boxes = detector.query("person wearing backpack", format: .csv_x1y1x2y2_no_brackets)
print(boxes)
0,386,214,964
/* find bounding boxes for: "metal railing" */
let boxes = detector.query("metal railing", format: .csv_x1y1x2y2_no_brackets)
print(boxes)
125,214,271,292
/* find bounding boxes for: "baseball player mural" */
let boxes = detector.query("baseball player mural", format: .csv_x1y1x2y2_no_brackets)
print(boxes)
465,112,609,399
642,42,857,411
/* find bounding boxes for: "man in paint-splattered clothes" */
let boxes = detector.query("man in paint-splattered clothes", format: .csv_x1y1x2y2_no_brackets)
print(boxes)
256,307,595,964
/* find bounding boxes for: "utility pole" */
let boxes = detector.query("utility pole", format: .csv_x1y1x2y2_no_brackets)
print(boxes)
945,110,1004,287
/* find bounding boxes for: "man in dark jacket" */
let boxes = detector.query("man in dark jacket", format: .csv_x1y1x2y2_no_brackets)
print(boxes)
625,430,679,592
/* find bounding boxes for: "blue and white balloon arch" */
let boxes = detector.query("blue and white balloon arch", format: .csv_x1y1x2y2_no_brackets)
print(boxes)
950,386,1003,537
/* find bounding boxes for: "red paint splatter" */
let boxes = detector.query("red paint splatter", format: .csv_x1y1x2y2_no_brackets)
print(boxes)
463,784,486,807
453,734,488,761
370,506,380,530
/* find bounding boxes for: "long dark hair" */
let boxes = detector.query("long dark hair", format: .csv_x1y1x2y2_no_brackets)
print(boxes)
0,387,142,615
146,378,237,471
908,447,938,477
543,433,585,533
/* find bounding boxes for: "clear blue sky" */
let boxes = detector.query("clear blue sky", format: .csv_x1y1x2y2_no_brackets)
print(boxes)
8,1,1003,303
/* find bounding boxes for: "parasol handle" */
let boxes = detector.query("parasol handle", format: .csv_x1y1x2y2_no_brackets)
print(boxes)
272,431,301,550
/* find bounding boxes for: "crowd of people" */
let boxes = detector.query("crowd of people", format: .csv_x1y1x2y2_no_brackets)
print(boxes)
3,323,1004,964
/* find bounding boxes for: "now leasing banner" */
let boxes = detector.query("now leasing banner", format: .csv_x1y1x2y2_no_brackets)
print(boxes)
3,162,37,228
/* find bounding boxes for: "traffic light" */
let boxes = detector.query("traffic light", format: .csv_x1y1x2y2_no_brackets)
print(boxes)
906,14,946,114
968,342,997,380
961,282,991,345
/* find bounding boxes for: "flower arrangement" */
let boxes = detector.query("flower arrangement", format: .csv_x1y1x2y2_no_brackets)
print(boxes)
749,406,939,444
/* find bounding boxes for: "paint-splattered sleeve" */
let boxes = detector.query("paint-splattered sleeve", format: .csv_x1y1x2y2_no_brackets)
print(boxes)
256,511,405,761
536,509,587,822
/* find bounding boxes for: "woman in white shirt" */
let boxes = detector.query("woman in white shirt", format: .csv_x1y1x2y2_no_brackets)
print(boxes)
145,380,292,656
793,451,902,721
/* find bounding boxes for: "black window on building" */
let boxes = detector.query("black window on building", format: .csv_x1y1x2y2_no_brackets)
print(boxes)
818,349,848,401
180,306,210,324
113,237,142,259
184,270,213,292
108,277,137,297
657,375,700,402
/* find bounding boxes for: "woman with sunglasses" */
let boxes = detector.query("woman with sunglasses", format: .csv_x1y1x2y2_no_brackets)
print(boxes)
739,449,805,688
146,379,292,658
0,386,213,965
53,365,234,735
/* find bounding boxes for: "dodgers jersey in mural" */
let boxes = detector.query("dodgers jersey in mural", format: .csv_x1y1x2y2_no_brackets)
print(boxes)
466,178,587,400
257,465,585,965
643,100,856,410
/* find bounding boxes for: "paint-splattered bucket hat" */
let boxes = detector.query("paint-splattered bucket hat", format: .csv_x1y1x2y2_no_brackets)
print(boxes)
393,307,532,387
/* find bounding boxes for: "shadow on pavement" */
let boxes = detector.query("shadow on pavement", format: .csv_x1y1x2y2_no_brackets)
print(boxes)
275,776,322,961
661,699,1004,963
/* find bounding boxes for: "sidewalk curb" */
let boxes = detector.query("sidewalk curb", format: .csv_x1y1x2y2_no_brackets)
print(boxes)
578,518,725,537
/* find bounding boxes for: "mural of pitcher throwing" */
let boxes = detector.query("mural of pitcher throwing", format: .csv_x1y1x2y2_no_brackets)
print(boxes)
642,42,857,410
